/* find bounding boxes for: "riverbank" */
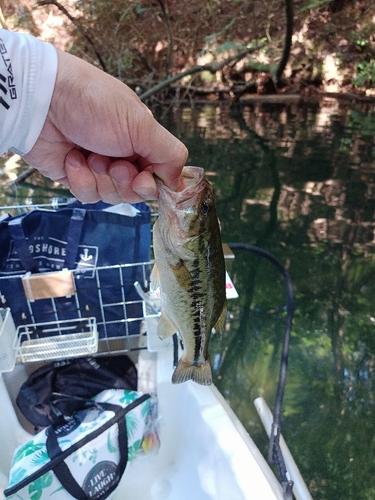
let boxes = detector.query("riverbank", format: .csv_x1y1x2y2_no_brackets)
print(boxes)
1,0,375,105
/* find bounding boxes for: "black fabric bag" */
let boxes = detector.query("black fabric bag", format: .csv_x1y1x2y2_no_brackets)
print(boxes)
16,355,138,428
0,200,151,338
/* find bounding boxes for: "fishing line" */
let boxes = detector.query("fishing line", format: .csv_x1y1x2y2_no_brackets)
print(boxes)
228,243,294,500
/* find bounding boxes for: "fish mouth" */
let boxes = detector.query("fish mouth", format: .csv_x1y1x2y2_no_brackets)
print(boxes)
156,166,206,210
177,166,205,190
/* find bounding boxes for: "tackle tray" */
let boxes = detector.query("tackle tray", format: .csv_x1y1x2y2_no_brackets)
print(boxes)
0,261,160,371
0,199,161,371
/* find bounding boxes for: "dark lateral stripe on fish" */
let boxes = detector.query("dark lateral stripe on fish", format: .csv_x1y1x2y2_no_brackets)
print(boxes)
189,259,206,361
193,332,202,361
190,264,204,291
192,304,203,360
190,278,202,286
190,291,205,302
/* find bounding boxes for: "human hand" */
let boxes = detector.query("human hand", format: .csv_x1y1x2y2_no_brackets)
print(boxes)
24,50,188,204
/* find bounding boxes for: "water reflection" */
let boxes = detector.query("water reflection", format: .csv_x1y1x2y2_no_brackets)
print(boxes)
161,100,375,499
2,99,375,499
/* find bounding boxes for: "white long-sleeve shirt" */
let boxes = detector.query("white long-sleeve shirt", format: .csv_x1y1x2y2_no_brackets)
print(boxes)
0,30,57,156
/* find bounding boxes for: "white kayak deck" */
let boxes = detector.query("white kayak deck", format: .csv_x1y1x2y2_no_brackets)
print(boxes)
119,348,284,500
0,345,284,500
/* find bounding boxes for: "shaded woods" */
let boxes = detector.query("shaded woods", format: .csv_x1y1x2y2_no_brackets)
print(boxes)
1,0,375,104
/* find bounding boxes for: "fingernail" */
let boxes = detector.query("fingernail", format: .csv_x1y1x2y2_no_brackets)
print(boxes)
66,150,83,168
89,155,109,175
168,175,182,192
134,187,156,200
110,165,132,184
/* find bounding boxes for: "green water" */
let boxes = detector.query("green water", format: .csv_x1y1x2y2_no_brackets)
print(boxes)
162,100,375,499
2,99,375,499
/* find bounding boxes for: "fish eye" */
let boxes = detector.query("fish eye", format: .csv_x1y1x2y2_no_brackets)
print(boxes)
200,200,210,216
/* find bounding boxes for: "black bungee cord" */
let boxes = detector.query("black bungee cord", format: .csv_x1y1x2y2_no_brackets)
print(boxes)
228,243,294,500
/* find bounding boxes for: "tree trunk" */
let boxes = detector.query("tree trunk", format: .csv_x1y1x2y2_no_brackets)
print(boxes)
274,0,294,83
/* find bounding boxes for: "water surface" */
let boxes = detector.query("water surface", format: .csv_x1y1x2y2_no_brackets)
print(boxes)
1,98,375,499
161,99,375,500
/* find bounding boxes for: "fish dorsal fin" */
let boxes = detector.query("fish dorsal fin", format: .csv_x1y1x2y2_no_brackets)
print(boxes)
214,301,227,338
150,262,160,291
170,260,192,290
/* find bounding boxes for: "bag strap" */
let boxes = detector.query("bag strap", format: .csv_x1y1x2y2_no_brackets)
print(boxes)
7,208,86,273
46,402,129,500
4,395,150,498
64,208,86,269
53,413,127,499
8,218,39,273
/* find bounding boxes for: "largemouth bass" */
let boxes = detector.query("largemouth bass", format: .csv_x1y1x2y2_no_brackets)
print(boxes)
151,166,227,385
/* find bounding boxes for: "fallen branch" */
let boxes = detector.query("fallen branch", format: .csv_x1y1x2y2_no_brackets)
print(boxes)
139,47,262,101
8,166,36,187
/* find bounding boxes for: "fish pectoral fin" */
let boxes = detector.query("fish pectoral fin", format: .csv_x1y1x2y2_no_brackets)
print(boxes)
172,357,213,386
170,260,192,290
150,262,160,291
213,301,227,338
157,311,178,339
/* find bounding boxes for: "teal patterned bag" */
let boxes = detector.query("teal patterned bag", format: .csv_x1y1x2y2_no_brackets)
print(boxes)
4,389,158,500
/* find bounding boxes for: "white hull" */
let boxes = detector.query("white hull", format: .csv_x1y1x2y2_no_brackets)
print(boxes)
0,345,284,500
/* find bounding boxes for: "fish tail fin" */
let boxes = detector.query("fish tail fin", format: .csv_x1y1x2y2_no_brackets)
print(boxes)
172,358,212,386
